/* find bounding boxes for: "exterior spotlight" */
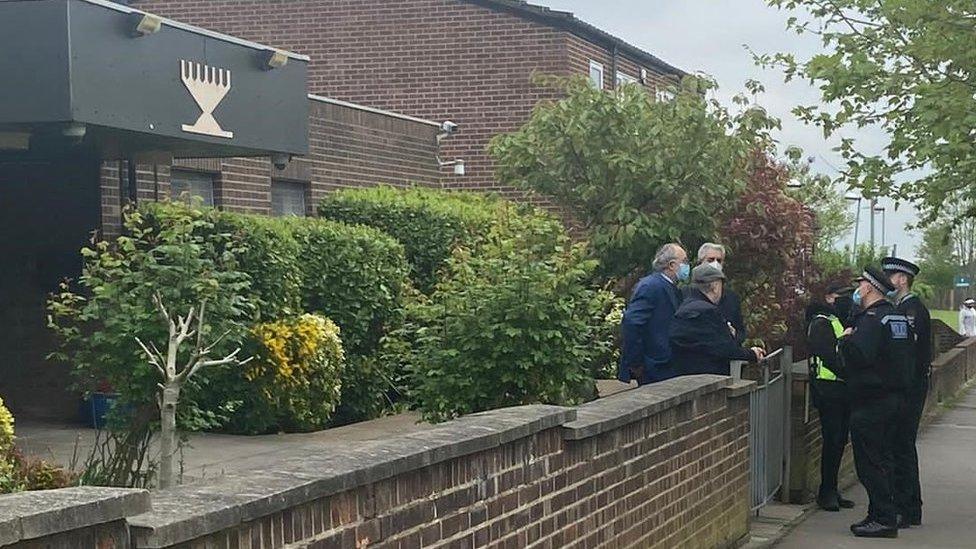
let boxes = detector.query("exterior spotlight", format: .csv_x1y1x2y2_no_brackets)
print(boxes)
0,132,30,151
438,158,465,176
130,12,163,37
263,50,289,70
271,153,291,170
62,123,87,143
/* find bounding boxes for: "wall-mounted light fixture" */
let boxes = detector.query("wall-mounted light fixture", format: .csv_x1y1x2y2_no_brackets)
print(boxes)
130,12,162,37
263,50,289,70
62,123,87,144
0,132,30,151
439,158,465,176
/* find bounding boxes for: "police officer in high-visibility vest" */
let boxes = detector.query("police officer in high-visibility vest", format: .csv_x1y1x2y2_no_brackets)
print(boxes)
805,284,856,512
838,267,915,538
883,257,931,528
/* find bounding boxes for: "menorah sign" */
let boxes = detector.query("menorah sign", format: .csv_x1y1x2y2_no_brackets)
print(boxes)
180,60,234,139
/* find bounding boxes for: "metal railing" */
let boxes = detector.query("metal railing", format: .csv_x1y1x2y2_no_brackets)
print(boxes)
741,347,793,513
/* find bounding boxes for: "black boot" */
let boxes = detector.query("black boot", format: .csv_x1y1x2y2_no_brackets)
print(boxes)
850,516,872,532
838,496,855,509
818,493,841,512
852,521,899,538
897,514,911,529
909,509,922,526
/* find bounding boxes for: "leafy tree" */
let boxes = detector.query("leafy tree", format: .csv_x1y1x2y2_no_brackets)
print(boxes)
916,222,960,294
490,75,779,278
720,150,817,348
760,0,976,227
783,151,854,250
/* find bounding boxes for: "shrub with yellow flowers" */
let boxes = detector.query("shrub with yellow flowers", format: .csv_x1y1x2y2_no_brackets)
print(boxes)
219,314,345,433
0,397,15,491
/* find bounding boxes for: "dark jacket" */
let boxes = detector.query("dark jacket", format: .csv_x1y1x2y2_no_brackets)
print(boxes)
684,284,746,345
618,271,683,384
668,290,759,377
896,293,932,381
838,299,915,399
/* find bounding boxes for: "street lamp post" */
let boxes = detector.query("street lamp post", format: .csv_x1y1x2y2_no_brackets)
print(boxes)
845,194,862,263
874,205,886,249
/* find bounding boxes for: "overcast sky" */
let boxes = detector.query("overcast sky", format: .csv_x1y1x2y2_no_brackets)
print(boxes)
540,0,921,259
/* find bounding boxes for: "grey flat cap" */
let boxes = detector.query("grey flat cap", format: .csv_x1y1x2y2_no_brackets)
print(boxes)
692,263,725,284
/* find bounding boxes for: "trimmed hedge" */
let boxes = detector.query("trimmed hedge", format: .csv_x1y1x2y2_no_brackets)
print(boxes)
319,186,500,292
284,218,410,424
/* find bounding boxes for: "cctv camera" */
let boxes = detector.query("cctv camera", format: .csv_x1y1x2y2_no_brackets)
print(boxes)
272,153,291,171
440,121,459,134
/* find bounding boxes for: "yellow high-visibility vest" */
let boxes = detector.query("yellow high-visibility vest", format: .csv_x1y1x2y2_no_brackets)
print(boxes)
811,315,845,381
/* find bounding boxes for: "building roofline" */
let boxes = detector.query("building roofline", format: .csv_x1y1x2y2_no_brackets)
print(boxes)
462,0,687,77
89,0,310,61
308,94,442,128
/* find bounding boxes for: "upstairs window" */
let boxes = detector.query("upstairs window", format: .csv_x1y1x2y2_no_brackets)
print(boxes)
272,180,307,217
589,60,605,89
170,170,215,207
616,71,639,87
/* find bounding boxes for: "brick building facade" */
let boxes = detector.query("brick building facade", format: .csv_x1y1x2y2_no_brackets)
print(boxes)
99,96,443,237
130,0,686,197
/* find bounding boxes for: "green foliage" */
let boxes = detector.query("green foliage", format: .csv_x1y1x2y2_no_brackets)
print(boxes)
319,186,499,291
214,314,345,434
0,398,76,494
284,217,410,423
490,74,779,278
405,209,608,422
721,151,816,348
214,212,303,321
47,204,253,433
916,223,959,294
760,0,976,227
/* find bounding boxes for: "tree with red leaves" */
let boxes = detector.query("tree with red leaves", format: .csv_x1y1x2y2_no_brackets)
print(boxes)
720,150,817,349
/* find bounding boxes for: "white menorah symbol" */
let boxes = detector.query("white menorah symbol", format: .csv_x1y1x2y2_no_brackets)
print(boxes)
180,60,234,139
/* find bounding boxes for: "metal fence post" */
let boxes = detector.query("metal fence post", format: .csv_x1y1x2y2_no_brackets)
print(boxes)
779,346,793,503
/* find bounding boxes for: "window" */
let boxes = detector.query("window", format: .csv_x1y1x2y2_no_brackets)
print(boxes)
170,170,215,206
588,60,605,89
616,71,639,87
272,180,307,217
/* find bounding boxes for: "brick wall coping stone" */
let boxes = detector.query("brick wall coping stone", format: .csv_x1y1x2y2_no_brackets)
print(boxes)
0,486,149,546
562,375,733,441
933,347,965,368
128,404,575,548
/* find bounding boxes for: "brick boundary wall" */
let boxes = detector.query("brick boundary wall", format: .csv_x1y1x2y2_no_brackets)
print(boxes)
0,375,733,548
786,331,976,503
0,487,149,548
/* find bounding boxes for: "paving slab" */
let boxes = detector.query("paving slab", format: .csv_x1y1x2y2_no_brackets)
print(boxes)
775,385,976,549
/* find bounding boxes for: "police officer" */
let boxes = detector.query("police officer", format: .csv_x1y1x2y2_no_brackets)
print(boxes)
805,284,855,512
838,266,914,538
883,257,931,527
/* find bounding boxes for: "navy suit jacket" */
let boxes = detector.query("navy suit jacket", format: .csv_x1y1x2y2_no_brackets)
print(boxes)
618,272,683,384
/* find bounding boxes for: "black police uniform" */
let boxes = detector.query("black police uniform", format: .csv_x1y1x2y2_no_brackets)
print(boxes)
805,302,851,510
838,297,914,531
892,292,931,524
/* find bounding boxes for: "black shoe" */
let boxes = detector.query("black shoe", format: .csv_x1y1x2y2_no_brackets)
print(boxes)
850,517,872,532
838,497,855,509
852,521,898,538
897,514,911,529
909,510,922,526
818,494,841,512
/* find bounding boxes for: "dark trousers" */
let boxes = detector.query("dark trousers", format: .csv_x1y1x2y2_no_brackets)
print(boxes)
850,392,902,526
893,377,928,521
813,381,850,500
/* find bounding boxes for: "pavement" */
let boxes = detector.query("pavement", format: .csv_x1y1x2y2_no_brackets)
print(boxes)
15,379,635,484
774,384,976,548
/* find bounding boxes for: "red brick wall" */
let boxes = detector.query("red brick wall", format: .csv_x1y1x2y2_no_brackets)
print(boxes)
131,379,751,548
98,98,440,235
132,0,680,196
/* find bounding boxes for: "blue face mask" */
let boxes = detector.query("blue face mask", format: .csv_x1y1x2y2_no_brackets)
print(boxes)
852,288,862,306
886,289,899,300
677,262,691,281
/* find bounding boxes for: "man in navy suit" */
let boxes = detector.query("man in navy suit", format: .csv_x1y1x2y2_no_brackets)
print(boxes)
618,243,689,385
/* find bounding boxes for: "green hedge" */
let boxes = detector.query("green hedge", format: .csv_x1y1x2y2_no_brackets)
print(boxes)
284,217,410,424
319,186,500,292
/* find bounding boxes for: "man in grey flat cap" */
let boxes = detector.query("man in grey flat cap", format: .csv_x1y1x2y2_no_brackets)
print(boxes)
669,263,765,376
